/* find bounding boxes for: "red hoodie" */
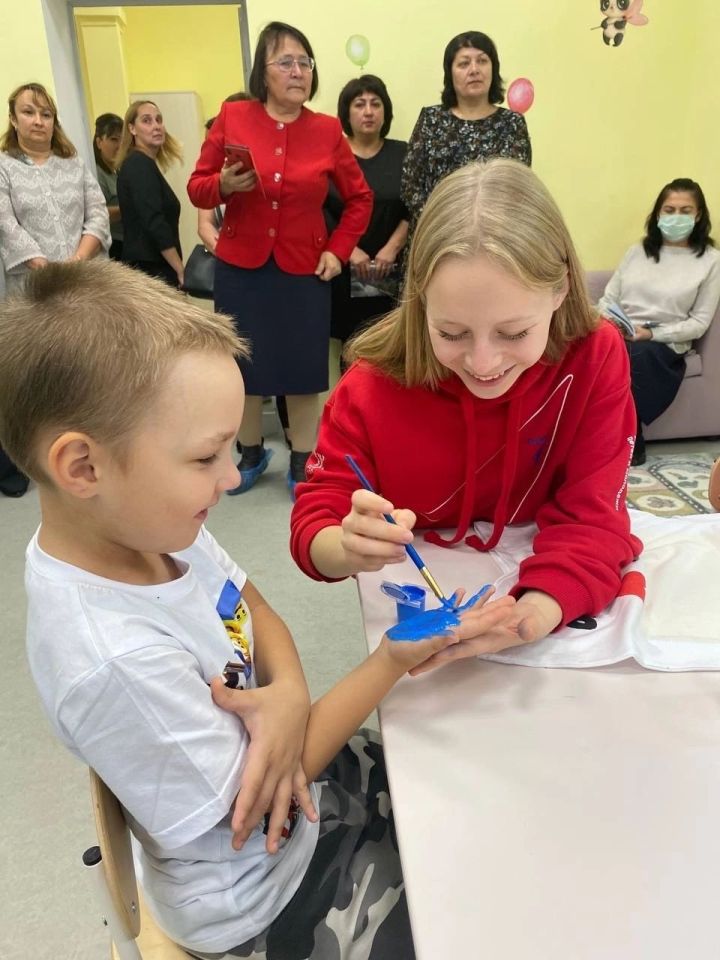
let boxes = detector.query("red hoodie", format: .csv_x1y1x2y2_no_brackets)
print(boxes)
290,321,642,626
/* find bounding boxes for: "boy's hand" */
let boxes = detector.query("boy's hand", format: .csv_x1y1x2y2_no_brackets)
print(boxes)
340,489,417,573
407,589,522,676
377,626,460,676
210,678,317,853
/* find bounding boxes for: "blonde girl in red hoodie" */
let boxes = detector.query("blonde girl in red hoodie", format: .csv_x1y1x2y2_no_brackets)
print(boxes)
291,159,641,661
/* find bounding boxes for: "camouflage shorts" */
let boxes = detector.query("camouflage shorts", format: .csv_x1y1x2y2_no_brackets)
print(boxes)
189,729,414,960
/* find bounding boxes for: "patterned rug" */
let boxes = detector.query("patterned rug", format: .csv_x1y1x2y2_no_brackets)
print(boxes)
626,452,715,516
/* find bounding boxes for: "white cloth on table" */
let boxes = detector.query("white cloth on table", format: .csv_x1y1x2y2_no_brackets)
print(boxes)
366,512,720,673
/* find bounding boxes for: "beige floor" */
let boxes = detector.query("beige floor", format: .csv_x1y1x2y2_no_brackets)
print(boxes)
1,420,718,959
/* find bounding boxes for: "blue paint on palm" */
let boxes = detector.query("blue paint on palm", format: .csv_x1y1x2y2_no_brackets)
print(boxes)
386,584,492,641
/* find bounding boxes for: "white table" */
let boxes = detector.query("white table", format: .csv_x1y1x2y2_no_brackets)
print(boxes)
357,540,720,960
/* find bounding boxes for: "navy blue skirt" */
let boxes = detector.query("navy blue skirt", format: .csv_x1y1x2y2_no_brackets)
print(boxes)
628,340,686,425
214,257,330,395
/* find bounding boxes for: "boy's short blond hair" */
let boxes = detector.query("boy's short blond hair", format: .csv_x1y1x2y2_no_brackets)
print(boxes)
0,260,248,482
347,158,598,387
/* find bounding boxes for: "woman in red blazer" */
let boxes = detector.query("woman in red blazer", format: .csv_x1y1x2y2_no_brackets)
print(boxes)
188,21,372,498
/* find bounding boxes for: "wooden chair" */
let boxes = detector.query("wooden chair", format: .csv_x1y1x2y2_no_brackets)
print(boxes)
85,769,190,960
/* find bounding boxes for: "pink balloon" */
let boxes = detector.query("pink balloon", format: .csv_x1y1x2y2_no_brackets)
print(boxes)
507,78,535,114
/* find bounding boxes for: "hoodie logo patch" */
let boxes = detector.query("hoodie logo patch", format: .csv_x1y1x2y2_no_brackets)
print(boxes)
527,436,548,465
306,451,325,476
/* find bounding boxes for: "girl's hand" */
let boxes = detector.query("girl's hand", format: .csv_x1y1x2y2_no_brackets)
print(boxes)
219,161,257,196
408,589,522,676
27,257,49,270
340,488,416,573
513,590,563,644
315,250,342,281
350,246,371,282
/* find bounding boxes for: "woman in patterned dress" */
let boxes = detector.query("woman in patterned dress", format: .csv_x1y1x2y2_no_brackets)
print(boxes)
402,31,532,249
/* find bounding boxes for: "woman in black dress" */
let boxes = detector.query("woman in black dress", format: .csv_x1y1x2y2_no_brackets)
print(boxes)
117,100,184,288
326,75,408,368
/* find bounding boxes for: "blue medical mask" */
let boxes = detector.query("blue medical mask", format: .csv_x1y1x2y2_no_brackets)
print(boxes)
657,213,695,243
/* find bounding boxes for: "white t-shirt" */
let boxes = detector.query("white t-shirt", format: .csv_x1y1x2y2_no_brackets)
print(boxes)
25,526,318,953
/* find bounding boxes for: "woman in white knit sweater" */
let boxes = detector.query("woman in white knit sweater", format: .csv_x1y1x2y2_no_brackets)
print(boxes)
0,82,110,497
0,83,110,296
598,178,720,465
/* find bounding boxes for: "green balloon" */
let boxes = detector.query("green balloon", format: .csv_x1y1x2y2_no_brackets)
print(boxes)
345,34,370,68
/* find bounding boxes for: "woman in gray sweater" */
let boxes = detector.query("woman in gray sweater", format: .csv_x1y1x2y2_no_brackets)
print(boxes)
0,82,110,296
598,178,720,464
0,82,110,497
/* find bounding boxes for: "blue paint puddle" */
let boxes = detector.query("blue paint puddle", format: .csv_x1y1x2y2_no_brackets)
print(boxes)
386,584,492,641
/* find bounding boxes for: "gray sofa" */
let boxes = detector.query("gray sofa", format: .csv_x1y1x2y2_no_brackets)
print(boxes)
586,270,720,441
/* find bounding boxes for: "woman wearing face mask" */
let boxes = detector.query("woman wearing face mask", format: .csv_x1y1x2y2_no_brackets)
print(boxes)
598,178,720,465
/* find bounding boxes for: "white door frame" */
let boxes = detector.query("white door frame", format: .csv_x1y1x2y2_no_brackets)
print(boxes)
41,0,250,166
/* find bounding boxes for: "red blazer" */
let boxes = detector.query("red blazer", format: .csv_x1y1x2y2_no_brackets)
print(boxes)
187,100,373,275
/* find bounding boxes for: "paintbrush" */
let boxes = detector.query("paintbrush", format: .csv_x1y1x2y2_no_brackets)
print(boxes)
344,454,451,607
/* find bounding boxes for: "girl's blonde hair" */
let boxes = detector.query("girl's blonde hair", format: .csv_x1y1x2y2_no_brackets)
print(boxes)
1,83,76,158
116,100,183,172
348,158,597,387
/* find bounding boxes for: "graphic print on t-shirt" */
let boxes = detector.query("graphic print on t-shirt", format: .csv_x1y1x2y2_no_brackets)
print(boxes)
216,579,252,689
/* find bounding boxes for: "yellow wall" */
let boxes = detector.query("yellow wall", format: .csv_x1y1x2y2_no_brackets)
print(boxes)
248,1,719,270
3,2,718,271
0,0,54,99
122,5,244,124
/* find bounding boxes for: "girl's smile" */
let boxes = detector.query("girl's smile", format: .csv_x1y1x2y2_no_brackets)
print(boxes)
426,253,568,398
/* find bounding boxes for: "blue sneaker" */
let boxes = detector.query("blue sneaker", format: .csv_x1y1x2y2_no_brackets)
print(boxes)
287,468,297,502
227,447,274,495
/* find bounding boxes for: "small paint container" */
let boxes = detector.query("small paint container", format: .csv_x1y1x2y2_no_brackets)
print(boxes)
380,581,427,622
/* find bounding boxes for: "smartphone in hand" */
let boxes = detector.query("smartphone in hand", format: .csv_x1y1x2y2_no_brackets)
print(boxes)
225,143,254,171
224,143,265,196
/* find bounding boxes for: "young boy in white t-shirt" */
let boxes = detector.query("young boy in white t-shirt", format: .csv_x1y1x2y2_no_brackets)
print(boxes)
0,261,500,959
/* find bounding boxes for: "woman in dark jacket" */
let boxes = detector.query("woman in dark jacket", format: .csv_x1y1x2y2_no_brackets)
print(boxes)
117,100,183,287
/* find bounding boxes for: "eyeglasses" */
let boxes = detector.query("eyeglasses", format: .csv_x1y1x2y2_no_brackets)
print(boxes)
266,56,315,73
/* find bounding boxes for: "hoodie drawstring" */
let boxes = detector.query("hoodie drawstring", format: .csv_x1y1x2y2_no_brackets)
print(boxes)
424,390,478,548
425,393,522,553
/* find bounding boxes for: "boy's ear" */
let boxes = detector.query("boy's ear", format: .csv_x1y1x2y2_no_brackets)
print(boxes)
46,432,104,498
